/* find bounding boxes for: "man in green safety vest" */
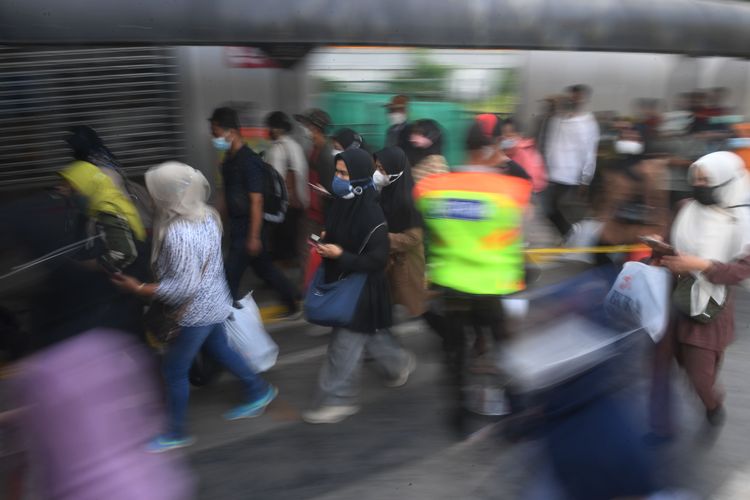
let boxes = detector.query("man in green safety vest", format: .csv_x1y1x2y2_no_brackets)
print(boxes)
414,114,533,434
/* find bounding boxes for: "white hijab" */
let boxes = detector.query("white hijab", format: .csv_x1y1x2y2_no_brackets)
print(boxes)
672,151,750,316
145,161,221,262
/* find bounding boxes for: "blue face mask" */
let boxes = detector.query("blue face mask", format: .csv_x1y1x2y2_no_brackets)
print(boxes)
331,175,355,199
212,136,231,152
727,137,750,150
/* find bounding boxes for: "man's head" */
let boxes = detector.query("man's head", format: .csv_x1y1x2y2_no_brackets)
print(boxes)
466,114,507,167
385,95,409,126
209,107,242,152
295,108,332,147
567,84,592,112
265,111,293,141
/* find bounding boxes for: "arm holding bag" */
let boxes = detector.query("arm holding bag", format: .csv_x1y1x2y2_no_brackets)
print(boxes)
304,223,385,328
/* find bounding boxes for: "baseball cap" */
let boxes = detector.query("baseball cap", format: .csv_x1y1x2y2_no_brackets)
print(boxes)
209,107,240,130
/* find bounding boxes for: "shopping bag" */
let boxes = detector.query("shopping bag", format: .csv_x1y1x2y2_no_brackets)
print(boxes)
224,293,278,372
604,261,672,342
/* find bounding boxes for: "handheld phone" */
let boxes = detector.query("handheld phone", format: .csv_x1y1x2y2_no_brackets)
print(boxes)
309,234,321,246
638,236,676,255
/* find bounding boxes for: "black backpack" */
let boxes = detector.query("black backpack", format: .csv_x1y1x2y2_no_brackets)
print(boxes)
255,152,288,224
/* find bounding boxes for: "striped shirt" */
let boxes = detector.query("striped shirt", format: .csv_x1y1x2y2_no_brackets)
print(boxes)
154,216,232,327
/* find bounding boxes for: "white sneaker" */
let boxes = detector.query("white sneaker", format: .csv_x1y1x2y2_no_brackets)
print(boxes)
302,405,360,424
385,352,417,388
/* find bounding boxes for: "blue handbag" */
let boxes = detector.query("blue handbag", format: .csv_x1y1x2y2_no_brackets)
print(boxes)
304,223,385,327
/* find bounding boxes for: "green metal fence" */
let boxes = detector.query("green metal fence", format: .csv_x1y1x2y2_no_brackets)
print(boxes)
318,92,473,166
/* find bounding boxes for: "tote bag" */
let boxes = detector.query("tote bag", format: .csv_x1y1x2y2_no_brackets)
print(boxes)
304,223,385,327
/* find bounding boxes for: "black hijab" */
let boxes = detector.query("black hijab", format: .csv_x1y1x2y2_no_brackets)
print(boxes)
408,119,444,166
325,148,385,255
374,147,422,233
333,128,370,153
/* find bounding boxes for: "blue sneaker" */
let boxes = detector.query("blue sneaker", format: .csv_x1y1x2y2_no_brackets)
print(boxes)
146,434,196,453
223,385,279,421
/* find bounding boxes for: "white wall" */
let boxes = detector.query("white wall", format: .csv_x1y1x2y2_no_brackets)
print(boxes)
518,51,750,132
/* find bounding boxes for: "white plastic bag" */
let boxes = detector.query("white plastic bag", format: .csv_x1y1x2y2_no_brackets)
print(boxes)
605,262,672,342
224,293,278,372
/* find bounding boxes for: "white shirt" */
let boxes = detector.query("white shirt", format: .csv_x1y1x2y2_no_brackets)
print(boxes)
265,135,309,208
544,112,600,186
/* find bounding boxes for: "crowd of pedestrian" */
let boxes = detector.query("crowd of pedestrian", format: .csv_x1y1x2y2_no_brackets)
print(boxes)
2,83,750,499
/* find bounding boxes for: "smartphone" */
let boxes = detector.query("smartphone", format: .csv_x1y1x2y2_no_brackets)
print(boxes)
638,236,676,255
308,234,321,246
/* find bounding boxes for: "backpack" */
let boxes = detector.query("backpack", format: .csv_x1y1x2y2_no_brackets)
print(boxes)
255,151,288,224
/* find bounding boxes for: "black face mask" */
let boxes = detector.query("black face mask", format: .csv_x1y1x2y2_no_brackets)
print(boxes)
693,185,717,206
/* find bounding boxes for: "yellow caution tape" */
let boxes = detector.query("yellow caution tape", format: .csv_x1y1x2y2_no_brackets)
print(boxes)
524,244,650,255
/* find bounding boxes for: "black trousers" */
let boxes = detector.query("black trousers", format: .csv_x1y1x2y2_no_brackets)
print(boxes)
543,181,578,237
225,219,297,310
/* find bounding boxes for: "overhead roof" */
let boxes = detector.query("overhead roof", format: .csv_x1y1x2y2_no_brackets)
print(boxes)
2,0,750,58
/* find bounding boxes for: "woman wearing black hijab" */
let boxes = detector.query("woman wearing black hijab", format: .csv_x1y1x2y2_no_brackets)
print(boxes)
303,149,416,424
331,127,369,154
373,147,426,318
407,119,449,184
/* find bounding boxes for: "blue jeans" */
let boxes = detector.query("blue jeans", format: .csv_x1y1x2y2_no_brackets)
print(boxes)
162,322,269,438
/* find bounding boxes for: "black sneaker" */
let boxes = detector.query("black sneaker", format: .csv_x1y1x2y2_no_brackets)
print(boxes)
706,405,726,427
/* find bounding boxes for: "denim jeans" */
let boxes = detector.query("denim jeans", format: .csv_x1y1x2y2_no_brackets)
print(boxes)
162,322,269,438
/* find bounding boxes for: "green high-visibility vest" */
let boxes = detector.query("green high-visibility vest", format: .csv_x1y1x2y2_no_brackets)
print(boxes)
414,169,532,295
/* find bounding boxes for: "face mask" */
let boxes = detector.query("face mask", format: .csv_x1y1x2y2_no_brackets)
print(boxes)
410,134,433,149
373,170,403,189
301,126,313,141
500,138,518,150
212,135,231,152
693,185,717,206
389,112,407,126
727,137,750,149
614,140,644,156
332,175,355,199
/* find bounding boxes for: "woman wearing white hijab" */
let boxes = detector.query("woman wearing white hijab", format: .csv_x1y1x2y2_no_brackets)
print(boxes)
650,151,750,440
112,162,277,453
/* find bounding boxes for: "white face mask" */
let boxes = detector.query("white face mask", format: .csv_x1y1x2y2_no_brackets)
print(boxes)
372,170,403,189
614,140,644,155
389,112,407,126
500,138,518,150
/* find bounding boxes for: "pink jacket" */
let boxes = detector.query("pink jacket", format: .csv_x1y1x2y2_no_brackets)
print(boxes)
508,138,547,193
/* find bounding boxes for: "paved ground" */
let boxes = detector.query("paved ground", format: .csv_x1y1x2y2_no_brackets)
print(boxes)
179,261,750,500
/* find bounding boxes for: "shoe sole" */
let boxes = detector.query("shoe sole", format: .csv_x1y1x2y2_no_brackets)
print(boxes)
302,407,359,424
385,354,417,388
224,386,279,421
147,437,196,454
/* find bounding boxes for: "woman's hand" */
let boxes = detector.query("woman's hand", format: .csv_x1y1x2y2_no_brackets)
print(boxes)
661,254,712,274
111,273,144,294
317,243,343,259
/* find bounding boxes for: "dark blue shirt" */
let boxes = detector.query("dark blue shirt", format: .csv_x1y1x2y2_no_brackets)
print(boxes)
222,145,263,220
